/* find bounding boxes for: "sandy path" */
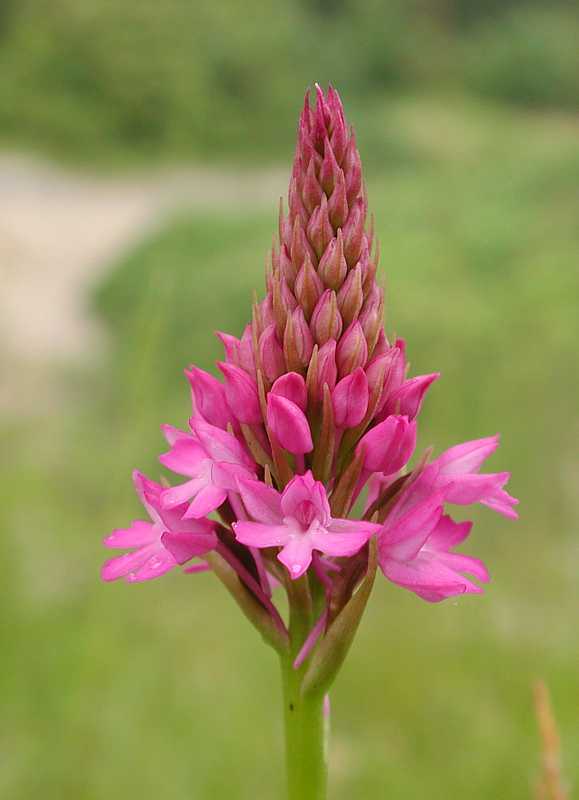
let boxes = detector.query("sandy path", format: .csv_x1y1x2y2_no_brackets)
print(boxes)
0,154,285,415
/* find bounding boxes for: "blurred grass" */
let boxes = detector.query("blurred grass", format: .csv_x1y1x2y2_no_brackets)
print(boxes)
2,96,579,799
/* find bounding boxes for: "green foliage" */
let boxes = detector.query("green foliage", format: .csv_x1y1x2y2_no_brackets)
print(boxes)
0,1,577,162
463,6,579,110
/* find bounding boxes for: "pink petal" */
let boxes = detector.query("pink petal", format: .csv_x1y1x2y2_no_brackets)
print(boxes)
436,435,500,475
191,418,254,469
104,520,155,549
327,518,382,536
233,521,290,548
443,472,510,505
237,477,282,524
379,491,445,562
270,372,308,411
310,530,370,557
278,536,315,579
101,542,157,581
438,552,490,583
161,530,217,564
126,549,176,582
381,556,482,600
281,472,330,527
481,487,519,519
185,366,232,430
426,515,473,549
159,439,208,477
182,485,227,518
389,373,439,419
218,362,262,424
161,478,205,510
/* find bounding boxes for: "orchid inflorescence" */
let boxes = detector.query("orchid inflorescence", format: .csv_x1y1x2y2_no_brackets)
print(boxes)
102,85,517,739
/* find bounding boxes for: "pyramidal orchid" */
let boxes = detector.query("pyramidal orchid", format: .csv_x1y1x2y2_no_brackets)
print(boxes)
102,86,517,800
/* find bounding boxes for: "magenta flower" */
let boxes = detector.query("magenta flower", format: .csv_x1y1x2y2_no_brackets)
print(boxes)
233,471,380,578
102,471,217,583
160,418,256,518
376,471,489,602
102,85,518,799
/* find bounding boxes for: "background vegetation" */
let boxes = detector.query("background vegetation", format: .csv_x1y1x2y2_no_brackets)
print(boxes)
0,0,578,162
1,3,578,799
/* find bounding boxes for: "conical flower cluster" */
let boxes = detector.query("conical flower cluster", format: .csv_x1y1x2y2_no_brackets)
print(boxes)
102,87,517,665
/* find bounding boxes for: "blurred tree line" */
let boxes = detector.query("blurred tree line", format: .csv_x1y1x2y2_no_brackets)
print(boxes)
0,0,577,161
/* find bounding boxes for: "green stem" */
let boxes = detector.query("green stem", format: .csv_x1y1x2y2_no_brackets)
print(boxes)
280,657,327,800
281,573,328,800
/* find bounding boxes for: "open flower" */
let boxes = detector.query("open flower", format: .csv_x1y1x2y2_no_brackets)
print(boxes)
377,473,489,602
233,471,381,578
160,418,256,518
102,471,217,583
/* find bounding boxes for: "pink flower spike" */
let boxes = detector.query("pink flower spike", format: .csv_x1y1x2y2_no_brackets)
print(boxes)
358,415,417,474
101,471,217,583
218,361,262,424
332,367,369,428
234,471,380,580
186,366,232,430
271,372,308,411
267,393,313,455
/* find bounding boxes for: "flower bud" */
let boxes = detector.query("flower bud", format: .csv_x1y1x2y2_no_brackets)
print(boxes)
279,244,298,289
311,290,343,346
290,216,315,274
328,168,348,229
216,331,240,365
365,346,405,416
294,254,323,320
185,366,232,430
259,324,285,383
267,394,313,454
302,157,323,215
344,135,362,204
336,321,368,377
337,264,363,326
342,198,366,267
384,373,440,421
332,367,369,428
218,362,262,425
318,230,347,290
317,339,338,393
284,307,314,372
320,136,340,195
307,195,333,259
357,414,416,474
238,324,255,374
271,372,307,411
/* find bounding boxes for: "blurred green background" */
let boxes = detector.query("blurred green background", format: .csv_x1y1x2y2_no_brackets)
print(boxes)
1,1,578,798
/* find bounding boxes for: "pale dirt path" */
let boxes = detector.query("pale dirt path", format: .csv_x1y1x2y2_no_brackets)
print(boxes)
0,153,286,416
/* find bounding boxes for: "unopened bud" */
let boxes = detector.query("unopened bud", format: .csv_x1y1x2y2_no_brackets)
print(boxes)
307,194,333,259
337,264,363,326
271,372,307,411
218,362,262,425
267,394,313,455
259,324,285,383
283,307,314,372
302,158,323,215
311,289,343,346
320,137,340,195
294,254,324,320
342,198,366,267
328,168,348,229
318,230,347,290
332,367,369,429
336,321,368,376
